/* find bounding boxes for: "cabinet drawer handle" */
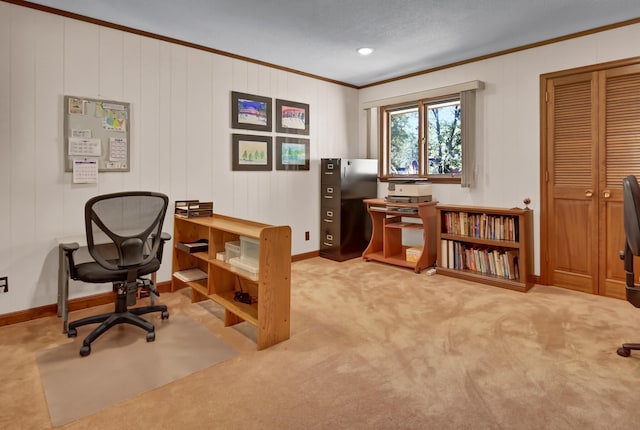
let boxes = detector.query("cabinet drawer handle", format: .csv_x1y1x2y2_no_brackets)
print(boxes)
324,195,333,199
323,242,333,246
323,219,333,223
326,234,333,240
326,210,333,217
326,187,334,193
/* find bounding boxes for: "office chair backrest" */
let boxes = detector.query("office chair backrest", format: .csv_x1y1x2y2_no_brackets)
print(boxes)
85,191,169,271
623,175,640,257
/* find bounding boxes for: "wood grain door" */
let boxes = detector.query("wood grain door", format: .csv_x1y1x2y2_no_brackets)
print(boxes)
545,72,599,294
598,64,640,298
543,60,640,298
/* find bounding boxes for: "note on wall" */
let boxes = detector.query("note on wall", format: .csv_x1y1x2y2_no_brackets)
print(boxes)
72,159,98,184
68,138,101,157
109,137,127,161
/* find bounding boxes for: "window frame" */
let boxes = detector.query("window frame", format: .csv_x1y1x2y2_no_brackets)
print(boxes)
379,93,462,184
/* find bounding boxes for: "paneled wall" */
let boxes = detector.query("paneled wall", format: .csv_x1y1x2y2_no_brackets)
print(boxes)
0,2,359,313
359,22,640,276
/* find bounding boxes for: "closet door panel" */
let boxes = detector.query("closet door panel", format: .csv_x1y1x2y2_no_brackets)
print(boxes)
546,72,599,294
600,64,640,298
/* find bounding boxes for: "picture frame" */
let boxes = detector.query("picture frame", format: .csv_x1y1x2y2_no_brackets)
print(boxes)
231,91,272,132
275,99,309,135
275,136,310,171
232,134,273,171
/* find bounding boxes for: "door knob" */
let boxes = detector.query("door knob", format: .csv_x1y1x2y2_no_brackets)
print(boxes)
603,190,611,199
585,190,593,198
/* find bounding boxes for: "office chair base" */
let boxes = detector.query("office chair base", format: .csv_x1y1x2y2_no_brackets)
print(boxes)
617,343,640,357
68,303,169,356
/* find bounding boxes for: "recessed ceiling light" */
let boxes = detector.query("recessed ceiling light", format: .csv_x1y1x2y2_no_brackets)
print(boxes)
357,47,374,56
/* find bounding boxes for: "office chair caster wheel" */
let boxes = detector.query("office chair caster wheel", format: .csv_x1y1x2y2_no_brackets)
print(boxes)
161,310,169,320
146,331,156,342
67,328,77,338
80,345,91,357
617,347,631,357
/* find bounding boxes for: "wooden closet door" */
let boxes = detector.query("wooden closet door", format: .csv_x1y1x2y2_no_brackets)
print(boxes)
545,72,599,294
599,64,640,298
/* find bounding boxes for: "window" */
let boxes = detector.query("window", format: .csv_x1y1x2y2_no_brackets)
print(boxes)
381,95,463,183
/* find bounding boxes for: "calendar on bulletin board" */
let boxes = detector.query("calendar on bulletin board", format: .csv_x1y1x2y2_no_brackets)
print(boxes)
63,95,131,173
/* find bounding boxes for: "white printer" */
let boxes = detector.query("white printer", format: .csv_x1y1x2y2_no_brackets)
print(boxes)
386,178,432,203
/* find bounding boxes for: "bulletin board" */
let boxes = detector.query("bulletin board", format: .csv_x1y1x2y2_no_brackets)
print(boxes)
63,95,131,173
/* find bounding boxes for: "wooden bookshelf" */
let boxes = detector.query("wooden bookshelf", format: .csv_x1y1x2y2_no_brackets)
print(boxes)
362,199,438,273
436,204,534,292
171,214,291,350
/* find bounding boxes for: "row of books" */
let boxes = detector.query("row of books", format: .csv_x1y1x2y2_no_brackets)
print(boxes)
440,239,519,280
442,211,519,241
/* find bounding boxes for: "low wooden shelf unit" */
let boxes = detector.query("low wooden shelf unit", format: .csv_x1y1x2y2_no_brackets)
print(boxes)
436,204,534,292
172,214,291,350
362,199,438,273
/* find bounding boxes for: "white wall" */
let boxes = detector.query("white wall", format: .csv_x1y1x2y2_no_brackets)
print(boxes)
2,2,640,315
359,22,640,276
0,2,360,313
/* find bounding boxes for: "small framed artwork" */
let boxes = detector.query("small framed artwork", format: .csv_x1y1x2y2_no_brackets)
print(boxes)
275,99,309,135
276,136,310,171
231,91,272,132
232,134,273,171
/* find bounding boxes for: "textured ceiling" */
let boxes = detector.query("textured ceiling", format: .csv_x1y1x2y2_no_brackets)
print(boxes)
22,0,640,87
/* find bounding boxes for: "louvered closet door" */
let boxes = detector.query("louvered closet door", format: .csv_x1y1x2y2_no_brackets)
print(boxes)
599,64,640,298
546,72,599,294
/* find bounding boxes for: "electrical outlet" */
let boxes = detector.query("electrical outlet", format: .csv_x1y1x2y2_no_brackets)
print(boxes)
0,276,7,293
305,231,310,241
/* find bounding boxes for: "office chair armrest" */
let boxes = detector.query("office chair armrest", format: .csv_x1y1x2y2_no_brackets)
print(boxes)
61,242,80,252
155,232,171,262
61,242,80,280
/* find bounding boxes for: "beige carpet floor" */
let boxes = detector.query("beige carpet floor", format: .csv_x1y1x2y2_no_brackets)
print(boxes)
37,313,237,426
2,257,640,429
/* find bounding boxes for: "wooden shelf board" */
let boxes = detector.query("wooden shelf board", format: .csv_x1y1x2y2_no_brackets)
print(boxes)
436,267,531,292
440,233,520,248
209,291,258,326
364,251,415,269
210,259,259,282
386,222,423,230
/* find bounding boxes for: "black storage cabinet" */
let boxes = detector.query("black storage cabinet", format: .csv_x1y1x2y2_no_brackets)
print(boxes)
320,158,378,261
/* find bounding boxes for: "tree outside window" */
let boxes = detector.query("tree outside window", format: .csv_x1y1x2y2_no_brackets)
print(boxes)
381,95,462,183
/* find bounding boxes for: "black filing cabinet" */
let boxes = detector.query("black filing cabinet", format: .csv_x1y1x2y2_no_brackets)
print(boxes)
320,158,378,261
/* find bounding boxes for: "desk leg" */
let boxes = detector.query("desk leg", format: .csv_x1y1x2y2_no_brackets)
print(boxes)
57,244,69,334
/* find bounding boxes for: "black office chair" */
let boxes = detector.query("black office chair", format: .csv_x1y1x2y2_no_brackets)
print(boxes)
617,175,640,357
63,191,171,357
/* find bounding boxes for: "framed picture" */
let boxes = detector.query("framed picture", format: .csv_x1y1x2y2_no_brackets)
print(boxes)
231,91,272,132
275,99,309,135
232,134,273,171
276,136,310,171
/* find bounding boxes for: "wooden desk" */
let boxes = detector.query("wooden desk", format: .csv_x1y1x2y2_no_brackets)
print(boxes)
362,199,438,273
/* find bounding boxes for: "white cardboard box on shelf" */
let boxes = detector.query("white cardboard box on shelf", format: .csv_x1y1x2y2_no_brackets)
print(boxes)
406,246,423,263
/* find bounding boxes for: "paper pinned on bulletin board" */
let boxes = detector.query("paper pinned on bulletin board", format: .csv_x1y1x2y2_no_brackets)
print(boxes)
68,138,101,157
72,159,98,184
109,137,127,161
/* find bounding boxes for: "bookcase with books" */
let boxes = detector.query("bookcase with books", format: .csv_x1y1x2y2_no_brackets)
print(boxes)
171,214,291,350
436,204,534,292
